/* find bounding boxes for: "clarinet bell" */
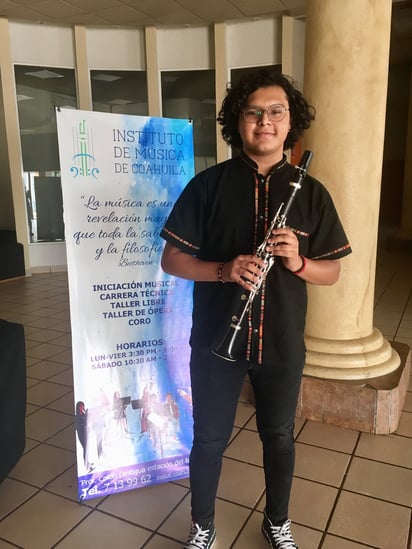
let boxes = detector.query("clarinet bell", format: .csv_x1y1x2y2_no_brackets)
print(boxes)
212,318,242,362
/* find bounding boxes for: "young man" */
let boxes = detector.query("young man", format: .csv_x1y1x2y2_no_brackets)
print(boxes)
160,69,351,549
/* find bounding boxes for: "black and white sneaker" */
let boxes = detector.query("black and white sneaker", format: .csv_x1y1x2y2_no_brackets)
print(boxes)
183,521,216,549
262,511,298,549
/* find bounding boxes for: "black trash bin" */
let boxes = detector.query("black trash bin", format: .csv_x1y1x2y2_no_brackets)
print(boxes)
0,319,26,483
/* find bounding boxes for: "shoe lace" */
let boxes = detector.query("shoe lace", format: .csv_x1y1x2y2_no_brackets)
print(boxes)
184,523,213,549
269,519,297,549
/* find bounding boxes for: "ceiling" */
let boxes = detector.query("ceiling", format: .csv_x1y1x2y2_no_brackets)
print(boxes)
0,0,411,66
0,0,306,27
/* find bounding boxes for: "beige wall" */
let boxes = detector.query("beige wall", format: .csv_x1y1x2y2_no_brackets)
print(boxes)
226,18,282,68
9,21,75,66
158,26,213,70
87,27,146,70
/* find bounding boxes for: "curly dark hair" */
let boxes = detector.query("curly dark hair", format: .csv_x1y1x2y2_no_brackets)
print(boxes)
217,68,315,151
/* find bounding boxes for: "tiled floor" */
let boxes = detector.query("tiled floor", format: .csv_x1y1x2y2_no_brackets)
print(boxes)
0,244,411,549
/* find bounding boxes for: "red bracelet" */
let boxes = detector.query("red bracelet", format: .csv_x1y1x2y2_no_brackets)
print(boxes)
218,262,226,283
292,255,306,275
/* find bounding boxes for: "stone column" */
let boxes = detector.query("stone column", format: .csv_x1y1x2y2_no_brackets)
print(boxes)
74,26,92,111
215,22,229,164
298,0,410,432
0,18,29,271
145,27,161,118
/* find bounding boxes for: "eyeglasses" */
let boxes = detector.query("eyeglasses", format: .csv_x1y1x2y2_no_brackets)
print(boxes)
242,104,290,123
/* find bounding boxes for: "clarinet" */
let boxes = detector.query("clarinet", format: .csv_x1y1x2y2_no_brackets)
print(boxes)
212,150,313,362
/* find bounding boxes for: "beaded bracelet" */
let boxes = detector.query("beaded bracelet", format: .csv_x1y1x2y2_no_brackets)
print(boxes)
292,255,307,275
217,262,226,283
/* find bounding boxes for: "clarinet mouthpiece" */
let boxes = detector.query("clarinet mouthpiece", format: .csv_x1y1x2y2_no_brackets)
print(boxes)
298,150,313,172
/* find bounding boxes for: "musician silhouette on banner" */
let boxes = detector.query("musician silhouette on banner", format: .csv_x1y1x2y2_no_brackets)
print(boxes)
75,401,88,468
112,391,131,439
163,392,180,440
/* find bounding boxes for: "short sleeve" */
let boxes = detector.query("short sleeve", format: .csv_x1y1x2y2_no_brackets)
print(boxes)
160,173,207,255
307,182,351,260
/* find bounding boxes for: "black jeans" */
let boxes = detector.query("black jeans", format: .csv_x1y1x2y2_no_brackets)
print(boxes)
189,348,304,525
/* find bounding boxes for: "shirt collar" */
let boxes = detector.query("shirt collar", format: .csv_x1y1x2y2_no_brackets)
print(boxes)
240,151,288,175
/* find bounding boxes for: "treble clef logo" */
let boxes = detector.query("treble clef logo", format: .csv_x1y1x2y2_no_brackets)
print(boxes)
70,120,100,179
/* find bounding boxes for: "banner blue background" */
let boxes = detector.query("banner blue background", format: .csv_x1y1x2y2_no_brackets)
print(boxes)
56,109,194,501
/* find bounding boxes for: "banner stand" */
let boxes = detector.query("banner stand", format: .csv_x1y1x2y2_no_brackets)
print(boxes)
57,109,194,501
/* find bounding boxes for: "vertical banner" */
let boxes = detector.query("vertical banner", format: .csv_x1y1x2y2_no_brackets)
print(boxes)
56,108,194,501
